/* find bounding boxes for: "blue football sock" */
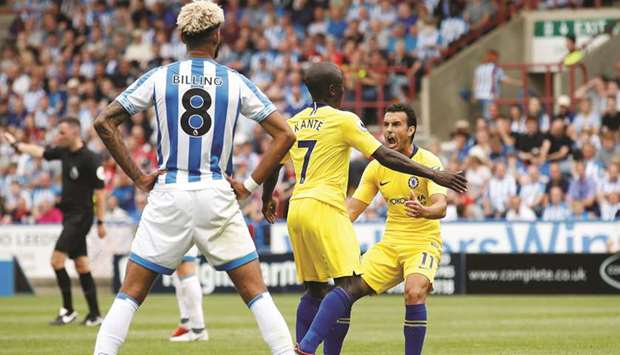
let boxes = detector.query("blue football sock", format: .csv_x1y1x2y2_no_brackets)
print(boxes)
296,293,322,343
323,305,351,355
404,304,427,355
299,287,352,353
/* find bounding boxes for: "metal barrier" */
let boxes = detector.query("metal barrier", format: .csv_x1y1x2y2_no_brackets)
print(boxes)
493,62,588,113
341,65,417,124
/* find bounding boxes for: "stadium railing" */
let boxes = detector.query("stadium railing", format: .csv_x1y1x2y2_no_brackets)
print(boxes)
341,65,417,125
493,62,588,113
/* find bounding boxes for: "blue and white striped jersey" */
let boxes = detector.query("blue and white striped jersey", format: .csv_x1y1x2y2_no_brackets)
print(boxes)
116,58,275,189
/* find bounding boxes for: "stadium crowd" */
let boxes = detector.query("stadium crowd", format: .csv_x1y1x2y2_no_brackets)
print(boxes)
0,0,619,251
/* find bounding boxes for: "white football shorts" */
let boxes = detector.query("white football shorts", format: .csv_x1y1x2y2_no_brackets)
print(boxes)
129,180,257,275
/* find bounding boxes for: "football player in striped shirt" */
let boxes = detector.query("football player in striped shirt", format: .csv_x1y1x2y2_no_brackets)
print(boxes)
93,2,295,354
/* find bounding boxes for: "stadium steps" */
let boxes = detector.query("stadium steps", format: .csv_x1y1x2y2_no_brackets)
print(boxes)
421,8,620,140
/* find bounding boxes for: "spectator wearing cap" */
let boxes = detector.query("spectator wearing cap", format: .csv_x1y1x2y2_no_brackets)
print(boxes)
567,160,598,213
512,115,546,166
555,95,575,124
542,186,571,221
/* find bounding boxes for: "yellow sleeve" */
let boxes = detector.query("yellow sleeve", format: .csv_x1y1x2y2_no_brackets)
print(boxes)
352,163,379,204
341,114,382,157
427,155,448,196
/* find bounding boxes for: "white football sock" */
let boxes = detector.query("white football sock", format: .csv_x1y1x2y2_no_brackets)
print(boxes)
172,274,189,324
248,292,294,355
181,275,205,330
93,293,139,355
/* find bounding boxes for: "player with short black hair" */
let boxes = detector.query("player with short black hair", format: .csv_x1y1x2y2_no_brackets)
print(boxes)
260,62,467,355
345,103,449,355
4,117,106,326
386,103,417,130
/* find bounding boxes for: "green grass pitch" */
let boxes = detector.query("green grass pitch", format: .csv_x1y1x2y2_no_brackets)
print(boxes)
1,293,619,354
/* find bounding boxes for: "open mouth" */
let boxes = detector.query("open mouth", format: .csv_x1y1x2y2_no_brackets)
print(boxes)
385,135,397,147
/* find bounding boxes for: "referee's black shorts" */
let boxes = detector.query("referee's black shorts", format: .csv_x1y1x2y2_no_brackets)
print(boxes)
54,212,94,259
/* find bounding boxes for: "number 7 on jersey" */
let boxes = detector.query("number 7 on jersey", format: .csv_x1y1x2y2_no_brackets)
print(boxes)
298,140,316,184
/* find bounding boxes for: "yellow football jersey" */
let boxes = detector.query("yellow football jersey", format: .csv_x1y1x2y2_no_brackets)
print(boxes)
353,146,447,244
286,103,381,212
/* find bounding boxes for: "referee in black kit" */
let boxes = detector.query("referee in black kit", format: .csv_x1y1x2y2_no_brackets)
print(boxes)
4,117,106,326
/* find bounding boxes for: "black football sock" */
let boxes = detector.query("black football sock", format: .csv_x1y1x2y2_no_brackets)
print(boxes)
54,268,73,313
79,272,100,317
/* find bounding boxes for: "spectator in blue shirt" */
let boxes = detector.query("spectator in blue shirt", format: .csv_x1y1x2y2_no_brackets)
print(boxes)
567,160,598,213
111,173,136,215
327,6,348,39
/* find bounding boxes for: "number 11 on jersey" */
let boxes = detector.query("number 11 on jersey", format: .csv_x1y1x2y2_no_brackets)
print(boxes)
298,140,316,184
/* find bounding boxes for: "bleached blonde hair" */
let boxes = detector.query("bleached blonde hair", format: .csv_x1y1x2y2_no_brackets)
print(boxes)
177,1,225,35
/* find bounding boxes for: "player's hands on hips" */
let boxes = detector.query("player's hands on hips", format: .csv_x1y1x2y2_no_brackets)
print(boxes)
226,175,251,200
136,170,165,192
97,224,106,239
431,170,467,193
261,198,277,224
405,191,428,218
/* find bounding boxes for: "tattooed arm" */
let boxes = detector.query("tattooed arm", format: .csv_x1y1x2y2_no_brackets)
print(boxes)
94,101,160,192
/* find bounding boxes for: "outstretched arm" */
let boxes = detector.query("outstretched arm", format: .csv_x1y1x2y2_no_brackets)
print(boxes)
94,101,159,192
372,146,467,193
3,132,44,158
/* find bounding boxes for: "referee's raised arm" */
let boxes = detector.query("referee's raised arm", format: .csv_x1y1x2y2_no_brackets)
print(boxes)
3,131,45,158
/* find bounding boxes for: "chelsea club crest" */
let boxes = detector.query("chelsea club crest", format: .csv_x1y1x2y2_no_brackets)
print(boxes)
408,176,418,188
